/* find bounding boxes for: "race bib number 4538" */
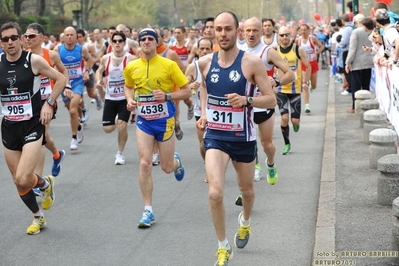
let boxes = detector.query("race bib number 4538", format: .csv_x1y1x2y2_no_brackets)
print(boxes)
137,95,169,120
206,94,244,131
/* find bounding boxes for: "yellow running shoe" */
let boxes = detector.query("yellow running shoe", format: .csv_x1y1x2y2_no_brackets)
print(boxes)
41,175,55,210
234,211,251,249
27,215,46,235
214,244,233,266
266,159,279,185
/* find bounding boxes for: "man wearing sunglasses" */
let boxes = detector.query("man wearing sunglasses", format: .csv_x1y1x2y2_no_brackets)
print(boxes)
0,22,67,235
276,26,311,155
95,31,135,165
123,28,191,229
113,24,139,56
54,26,94,150
24,23,70,182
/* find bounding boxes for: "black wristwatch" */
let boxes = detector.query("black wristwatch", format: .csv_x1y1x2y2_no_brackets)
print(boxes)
273,77,281,87
165,93,172,101
245,96,253,107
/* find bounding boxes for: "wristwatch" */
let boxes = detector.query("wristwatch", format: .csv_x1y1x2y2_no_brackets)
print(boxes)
46,97,56,108
245,96,253,107
273,77,281,87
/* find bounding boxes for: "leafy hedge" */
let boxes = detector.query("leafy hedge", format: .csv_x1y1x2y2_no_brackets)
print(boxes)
0,12,71,35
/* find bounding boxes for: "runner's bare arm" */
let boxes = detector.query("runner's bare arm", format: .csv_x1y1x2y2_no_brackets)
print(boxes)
267,48,294,86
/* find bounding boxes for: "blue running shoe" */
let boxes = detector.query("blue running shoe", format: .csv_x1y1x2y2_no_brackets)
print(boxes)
174,152,185,181
138,209,155,228
33,188,41,197
52,150,65,177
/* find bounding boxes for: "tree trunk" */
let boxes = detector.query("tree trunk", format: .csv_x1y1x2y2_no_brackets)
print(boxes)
37,0,45,16
13,0,23,15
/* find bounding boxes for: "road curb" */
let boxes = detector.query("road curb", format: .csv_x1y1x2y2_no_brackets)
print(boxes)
312,77,337,264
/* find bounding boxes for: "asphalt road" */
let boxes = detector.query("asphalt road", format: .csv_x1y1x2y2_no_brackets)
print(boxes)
0,70,330,266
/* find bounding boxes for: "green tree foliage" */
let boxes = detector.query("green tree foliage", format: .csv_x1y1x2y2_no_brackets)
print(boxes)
107,0,159,27
0,0,339,31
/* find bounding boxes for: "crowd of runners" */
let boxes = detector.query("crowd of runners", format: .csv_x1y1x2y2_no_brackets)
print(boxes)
0,2,398,265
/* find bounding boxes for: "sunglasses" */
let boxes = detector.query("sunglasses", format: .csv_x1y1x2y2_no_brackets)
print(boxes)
140,37,155,42
112,39,124,43
279,33,290,37
24,33,40,39
1,35,20,42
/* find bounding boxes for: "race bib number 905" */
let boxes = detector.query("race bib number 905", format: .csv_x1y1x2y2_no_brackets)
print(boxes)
1,92,33,121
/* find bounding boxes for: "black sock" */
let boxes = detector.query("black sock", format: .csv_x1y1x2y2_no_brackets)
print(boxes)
72,135,77,139
78,124,82,131
281,125,290,145
20,189,40,214
33,174,46,189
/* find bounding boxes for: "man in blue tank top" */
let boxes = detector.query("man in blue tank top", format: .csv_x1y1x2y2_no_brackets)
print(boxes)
54,26,94,150
196,11,277,266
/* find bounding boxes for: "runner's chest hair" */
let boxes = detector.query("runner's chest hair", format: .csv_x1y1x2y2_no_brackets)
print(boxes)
111,54,124,66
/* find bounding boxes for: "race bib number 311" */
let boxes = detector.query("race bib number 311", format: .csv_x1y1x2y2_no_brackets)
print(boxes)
206,94,244,131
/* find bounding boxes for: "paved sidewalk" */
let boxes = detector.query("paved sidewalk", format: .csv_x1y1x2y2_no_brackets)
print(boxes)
313,76,398,266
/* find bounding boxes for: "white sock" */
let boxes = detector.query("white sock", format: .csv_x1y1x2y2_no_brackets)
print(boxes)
41,180,49,190
218,239,229,248
144,206,153,213
241,215,251,226
34,210,43,217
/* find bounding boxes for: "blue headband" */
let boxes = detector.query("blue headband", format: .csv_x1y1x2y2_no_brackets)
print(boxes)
138,28,158,44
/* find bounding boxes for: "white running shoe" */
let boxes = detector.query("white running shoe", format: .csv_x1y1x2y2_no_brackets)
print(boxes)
77,123,84,143
70,138,78,150
115,152,125,165
254,165,262,182
152,153,160,166
187,105,194,120
81,104,89,123
96,94,102,110
341,90,349,96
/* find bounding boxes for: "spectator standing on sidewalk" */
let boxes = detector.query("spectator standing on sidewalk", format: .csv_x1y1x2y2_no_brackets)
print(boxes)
345,14,374,113
338,14,354,95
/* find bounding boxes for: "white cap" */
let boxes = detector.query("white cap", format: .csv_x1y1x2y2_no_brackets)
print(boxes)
353,14,365,23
